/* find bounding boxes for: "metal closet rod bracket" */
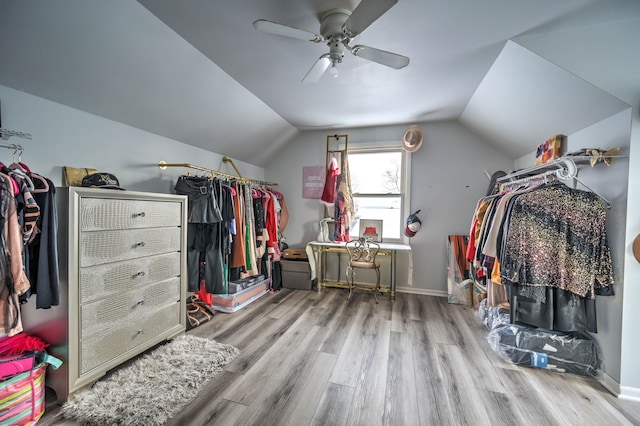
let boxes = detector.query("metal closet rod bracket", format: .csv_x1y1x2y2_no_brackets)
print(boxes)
222,156,243,178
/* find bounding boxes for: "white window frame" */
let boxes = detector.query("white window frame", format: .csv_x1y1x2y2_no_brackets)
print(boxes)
348,142,411,244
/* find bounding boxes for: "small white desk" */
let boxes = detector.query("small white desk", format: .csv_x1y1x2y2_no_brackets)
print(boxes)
306,241,412,302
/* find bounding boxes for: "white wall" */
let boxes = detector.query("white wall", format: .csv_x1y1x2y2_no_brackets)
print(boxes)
265,122,513,294
621,117,640,400
496,110,631,385
0,85,266,194
568,111,631,386
515,11,640,400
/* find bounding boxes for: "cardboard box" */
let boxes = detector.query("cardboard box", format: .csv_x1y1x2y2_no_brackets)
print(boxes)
281,259,312,290
283,248,308,261
472,281,487,306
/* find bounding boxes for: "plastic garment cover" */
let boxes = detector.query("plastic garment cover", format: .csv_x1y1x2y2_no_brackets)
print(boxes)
505,283,598,333
487,324,601,377
477,298,510,331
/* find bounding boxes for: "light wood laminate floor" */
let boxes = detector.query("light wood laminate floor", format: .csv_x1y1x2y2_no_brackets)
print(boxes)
43,289,640,425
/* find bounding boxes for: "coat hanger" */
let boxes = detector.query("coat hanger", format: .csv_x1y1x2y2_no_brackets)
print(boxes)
29,172,50,193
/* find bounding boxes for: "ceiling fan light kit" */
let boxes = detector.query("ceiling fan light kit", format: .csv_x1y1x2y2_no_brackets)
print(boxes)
254,0,409,83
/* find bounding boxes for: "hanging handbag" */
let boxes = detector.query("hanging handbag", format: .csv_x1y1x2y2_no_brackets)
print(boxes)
317,218,335,242
63,166,97,186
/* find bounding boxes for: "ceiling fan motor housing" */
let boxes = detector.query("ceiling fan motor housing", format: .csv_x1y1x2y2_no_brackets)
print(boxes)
320,8,351,64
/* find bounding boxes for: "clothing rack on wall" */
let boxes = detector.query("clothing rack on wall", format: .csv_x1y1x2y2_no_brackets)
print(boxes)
499,169,560,193
326,134,348,161
324,134,349,217
0,142,25,153
157,160,278,186
0,128,32,141
496,157,611,208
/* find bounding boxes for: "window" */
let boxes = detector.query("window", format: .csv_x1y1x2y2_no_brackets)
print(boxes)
348,146,410,243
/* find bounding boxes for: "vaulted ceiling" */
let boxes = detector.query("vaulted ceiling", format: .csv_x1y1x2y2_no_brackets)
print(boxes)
0,0,637,166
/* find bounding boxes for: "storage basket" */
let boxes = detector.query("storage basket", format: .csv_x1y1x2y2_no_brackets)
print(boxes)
0,362,47,425
0,352,61,426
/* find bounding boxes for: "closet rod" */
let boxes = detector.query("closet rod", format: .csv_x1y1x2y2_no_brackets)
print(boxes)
498,158,611,209
499,169,559,192
497,157,578,183
0,128,32,141
0,143,24,152
157,161,278,186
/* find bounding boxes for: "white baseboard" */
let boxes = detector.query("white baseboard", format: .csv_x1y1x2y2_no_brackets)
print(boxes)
396,286,447,297
598,372,621,396
596,370,640,402
619,385,640,402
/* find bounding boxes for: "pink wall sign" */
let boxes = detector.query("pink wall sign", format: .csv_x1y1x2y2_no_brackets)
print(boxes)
302,166,326,199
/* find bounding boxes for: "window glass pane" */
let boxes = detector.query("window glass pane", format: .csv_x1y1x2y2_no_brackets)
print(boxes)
349,152,402,194
351,196,402,240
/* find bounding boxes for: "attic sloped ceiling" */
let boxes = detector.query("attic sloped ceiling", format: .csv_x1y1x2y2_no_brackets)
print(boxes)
0,1,298,167
460,41,631,159
1,0,636,166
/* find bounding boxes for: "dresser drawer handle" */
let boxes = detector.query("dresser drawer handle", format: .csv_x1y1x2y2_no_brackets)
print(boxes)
134,241,146,248
134,212,146,218
134,271,146,278
137,329,145,335
136,300,145,306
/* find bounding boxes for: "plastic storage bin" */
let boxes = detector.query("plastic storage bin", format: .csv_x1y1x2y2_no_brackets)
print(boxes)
281,260,312,290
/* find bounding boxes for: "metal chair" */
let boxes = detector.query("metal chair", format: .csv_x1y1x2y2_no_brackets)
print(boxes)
345,237,382,303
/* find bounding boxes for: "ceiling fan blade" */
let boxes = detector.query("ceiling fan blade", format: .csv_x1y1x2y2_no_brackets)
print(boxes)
303,55,331,84
342,0,398,37
350,44,409,69
253,19,323,42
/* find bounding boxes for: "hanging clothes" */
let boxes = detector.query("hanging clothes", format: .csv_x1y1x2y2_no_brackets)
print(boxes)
0,173,30,336
500,184,613,300
229,181,247,272
468,181,614,333
175,176,226,294
24,173,60,309
321,157,339,207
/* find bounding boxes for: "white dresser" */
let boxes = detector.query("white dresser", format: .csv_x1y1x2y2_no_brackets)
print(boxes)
22,187,188,402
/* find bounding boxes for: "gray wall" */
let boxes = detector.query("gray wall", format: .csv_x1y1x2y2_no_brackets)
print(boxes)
265,123,513,294
0,84,266,193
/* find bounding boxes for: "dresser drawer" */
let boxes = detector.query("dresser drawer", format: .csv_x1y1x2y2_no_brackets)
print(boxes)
80,198,182,231
80,252,181,304
80,227,181,267
80,303,181,375
81,277,181,338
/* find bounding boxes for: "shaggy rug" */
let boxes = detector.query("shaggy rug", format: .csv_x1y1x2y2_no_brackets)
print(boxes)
61,335,239,425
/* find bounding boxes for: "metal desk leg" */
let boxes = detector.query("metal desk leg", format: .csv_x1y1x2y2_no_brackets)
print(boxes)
390,251,397,302
317,248,324,293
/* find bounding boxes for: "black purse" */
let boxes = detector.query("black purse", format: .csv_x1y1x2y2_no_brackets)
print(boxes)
186,295,216,329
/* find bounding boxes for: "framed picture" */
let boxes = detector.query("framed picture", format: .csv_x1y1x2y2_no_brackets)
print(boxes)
535,134,565,165
359,219,383,242
302,165,325,199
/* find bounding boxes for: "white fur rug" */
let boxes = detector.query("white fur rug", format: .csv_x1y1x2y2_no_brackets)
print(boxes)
62,335,239,425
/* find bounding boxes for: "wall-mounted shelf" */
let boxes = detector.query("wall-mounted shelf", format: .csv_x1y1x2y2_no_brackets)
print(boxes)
0,128,32,141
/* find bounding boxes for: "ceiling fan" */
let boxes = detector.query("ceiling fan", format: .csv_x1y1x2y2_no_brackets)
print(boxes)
254,0,410,83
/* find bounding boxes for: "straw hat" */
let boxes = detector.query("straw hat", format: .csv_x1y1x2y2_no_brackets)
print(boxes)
401,125,423,152
633,234,640,263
